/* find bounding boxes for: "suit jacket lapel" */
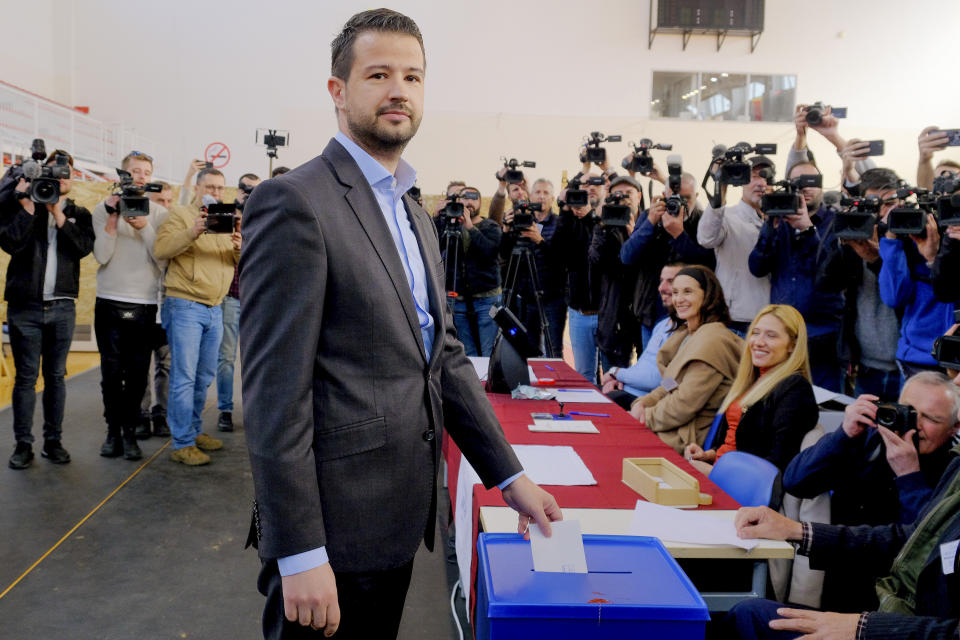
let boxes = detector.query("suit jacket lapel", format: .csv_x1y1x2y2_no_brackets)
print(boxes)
403,195,446,366
322,139,427,362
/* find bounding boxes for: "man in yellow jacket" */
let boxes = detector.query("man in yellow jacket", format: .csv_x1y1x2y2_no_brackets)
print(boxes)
155,168,240,465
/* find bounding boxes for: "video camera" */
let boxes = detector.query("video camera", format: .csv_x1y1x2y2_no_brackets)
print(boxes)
9,139,71,205
559,173,602,208
112,168,163,217
932,327,960,370
873,401,918,437
932,172,960,226
803,102,848,126
498,158,535,185
200,195,237,234
713,142,777,186
601,191,632,227
761,174,823,217
886,185,937,239
582,131,621,165
833,196,882,240
511,200,542,231
663,155,685,216
622,138,672,175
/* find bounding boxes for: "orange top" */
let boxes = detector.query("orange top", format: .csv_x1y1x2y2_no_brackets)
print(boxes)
716,367,770,459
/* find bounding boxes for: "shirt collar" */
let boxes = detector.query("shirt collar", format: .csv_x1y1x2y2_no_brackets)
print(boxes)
335,131,417,196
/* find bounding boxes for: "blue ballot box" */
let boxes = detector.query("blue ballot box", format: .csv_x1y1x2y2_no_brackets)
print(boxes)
476,533,709,639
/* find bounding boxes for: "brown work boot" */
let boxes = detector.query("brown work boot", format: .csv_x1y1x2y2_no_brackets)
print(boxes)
170,445,210,466
195,432,223,451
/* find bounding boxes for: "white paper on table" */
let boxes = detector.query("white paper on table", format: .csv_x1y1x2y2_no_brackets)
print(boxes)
512,444,597,486
552,388,613,404
529,520,588,573
454,456,481,609
467,356,489,382
528,419,599,434
528,365,539,383
628,500,759,550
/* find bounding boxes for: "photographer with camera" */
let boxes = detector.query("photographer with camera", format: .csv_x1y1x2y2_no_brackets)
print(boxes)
748,161,846,392
154,167,240,466
620,158,716,348
489,163,530,225
214,172,260,433
499,178,566,357
434,185,502,356
783,371,960,612
0,147,94,469
697,155,773,335
92,151,170,460
917,126,960,191
552,172,606,382
791,103,876,190
589,176,644,368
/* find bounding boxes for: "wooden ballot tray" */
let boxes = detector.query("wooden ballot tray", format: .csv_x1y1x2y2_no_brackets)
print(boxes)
622,457,713,507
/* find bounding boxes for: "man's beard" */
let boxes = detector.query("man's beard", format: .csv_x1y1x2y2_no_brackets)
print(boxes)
589,195,601,208
345,102,421,155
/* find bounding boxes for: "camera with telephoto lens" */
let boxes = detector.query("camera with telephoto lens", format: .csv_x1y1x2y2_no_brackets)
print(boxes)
932,172,960,226
582,131,621,165
761,174,823,217
873,401,918,436
622,138,672,175
886,185,937,239
601,191,631,227
511,200,541,231
834,196,882,240
804,102,848,126
497,157,535,185
715,142,777,186
11,139,71,205
663,155,685,216
113,168,163,217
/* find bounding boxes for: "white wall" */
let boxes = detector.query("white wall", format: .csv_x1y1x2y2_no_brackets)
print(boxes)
3,0,960,198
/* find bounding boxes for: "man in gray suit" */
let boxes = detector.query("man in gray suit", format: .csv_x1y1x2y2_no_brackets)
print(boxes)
239,9,561,639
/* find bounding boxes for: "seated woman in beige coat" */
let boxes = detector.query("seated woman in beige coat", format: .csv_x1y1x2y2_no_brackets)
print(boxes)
630,266,743,454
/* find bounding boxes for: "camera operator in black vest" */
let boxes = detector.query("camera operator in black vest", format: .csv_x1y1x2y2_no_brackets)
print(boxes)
434,186,502,356
589,175,643,368
0,147,94,469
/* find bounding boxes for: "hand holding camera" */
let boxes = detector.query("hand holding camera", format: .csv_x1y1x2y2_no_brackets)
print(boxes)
192,212,208,238
14,179,36,215
918,126,951,162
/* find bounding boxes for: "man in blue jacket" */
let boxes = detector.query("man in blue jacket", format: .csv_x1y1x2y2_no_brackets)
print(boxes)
749,161,845,391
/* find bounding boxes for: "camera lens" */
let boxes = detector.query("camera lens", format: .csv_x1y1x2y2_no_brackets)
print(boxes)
875,406,895,428
805,107,823,126
32,179,59,204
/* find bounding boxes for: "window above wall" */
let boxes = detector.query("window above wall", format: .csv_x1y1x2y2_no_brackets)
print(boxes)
651,71,796,122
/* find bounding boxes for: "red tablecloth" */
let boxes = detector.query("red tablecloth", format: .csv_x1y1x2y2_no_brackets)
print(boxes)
442,360,741,619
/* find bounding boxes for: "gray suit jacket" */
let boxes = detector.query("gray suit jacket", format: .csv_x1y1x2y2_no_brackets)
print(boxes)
239,138,522,572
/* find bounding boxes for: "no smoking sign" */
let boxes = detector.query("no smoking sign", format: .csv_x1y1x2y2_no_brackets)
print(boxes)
204,141,231,168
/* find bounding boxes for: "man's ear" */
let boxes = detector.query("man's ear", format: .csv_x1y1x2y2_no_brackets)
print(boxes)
328,76,346,110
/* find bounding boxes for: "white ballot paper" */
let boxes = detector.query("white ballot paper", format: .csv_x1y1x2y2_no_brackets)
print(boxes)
528,419,600,434
628,500,759,550
529,520,588,573
512,445,597,486
551,388,613,404
467,357,489,382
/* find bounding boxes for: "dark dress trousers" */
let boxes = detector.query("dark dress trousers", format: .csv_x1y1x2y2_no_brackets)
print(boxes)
239,139,522,636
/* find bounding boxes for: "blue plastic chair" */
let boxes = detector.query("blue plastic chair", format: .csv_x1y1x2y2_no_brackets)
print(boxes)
709,450,781,508
702,412,724,451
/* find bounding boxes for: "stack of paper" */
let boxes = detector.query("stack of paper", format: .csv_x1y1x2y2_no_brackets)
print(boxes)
628,500,758,550
528,419,599,434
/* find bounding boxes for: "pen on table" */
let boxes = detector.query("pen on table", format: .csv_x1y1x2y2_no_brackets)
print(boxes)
568,411,610,418
556,388,594,392
544,364,556,371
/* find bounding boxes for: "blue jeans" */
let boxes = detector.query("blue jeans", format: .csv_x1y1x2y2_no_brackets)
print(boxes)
726,598,807,639
7,300,76,444
452,294,500,357
568,308,599,384
217,295,239,411
162,297,223,450
854,364,901,403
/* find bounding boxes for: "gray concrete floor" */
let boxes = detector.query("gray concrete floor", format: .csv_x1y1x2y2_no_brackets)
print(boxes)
0,367,465,639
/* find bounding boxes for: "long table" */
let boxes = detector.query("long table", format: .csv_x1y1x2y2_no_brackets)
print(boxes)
443,359,789,619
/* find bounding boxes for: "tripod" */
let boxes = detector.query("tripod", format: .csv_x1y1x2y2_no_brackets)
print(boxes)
501,236,553,357
441,222,482,352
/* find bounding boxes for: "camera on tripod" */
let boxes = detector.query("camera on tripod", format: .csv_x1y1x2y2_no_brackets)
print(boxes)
582,131,621,165
113,168,163,217
498,157,535,184
803,102,847,126
663,155,685,217
10,139,71,205
886,185,937,238
622,138,672,175
761,174,823,217
833,196,882,240
932,172,960,226
714,142,777,186
511,200,542,231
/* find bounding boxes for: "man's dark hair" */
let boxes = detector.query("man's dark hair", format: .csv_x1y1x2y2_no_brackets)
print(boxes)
936,159,960,172
45,149,74,168
445,180,466,195
668,265,731,329
330,9,425,81
196,167,224,184
860,168,900,194
787,160,821,179
239,173,260,185
271,166,290,178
